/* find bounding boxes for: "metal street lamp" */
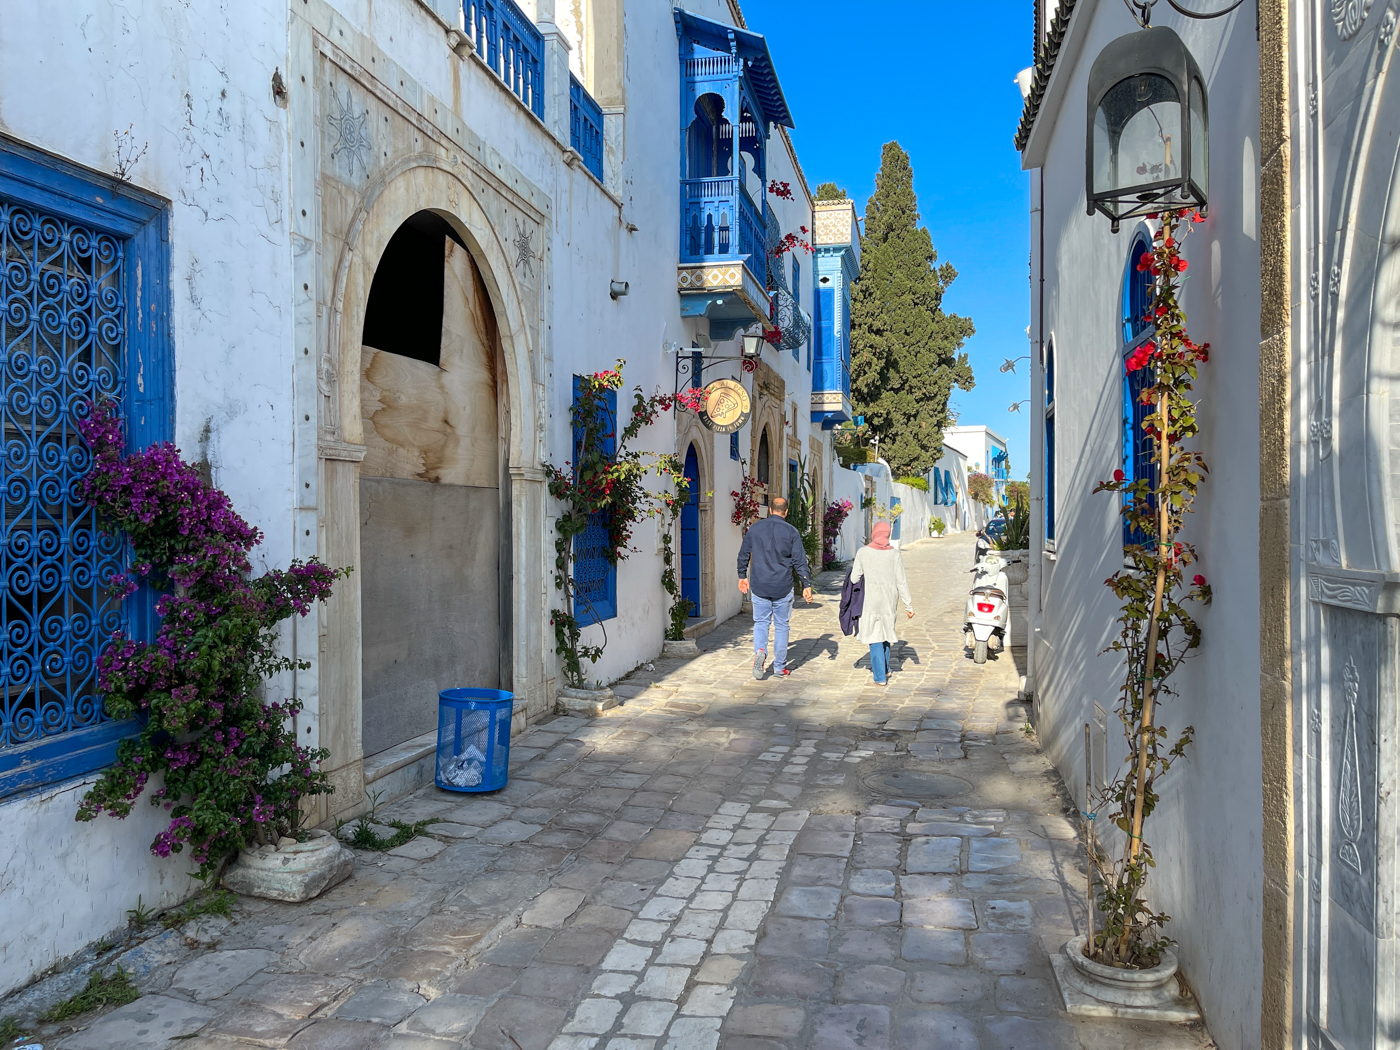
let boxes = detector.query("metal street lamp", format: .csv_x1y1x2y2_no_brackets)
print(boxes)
741,333,764,359
1008,400,1031,413
1000,356,1030,374
1086,25,1208,232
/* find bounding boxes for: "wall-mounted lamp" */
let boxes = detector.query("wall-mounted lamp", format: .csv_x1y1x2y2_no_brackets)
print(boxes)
1000,356,1030,374
1008,400,1031,413
610,280,630,300
741,333,764,359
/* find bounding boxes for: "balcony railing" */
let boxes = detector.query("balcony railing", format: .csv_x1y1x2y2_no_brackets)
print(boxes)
466,0,544,118
569,74,605,182
680,178,766,286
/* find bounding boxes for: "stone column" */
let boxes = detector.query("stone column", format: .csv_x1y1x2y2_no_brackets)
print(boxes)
534,1,572,147
511,466,552,725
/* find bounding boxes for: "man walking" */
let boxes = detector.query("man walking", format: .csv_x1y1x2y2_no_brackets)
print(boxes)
737,496,813,679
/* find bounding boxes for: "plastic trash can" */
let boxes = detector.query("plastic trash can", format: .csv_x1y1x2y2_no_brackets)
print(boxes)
435,688,513,793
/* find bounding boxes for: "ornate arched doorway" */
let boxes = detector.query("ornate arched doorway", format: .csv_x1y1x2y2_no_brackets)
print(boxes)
357,210,504,757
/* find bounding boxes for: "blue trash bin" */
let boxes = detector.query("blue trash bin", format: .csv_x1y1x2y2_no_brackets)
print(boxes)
435,688,513,793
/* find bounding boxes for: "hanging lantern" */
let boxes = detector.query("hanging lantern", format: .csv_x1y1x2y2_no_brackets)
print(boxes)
1085,25,1208,231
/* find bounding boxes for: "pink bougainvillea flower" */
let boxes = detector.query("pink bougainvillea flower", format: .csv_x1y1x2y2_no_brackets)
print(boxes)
1193,574,1206,586
1113,469,1125,482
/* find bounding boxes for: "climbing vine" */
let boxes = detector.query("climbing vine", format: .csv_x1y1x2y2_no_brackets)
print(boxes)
74,403,346,877
730,463,762,532
1089,209,1213,968
822,498,855,569
546,362,703,685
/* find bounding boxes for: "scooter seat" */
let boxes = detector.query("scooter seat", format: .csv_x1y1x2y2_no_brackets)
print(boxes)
970,587,1006,600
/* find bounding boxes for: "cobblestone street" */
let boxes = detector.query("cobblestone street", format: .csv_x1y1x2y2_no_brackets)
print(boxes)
6,534,1213,1050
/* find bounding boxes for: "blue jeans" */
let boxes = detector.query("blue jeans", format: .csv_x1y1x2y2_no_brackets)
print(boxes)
870,641,892,684
751,590,794,671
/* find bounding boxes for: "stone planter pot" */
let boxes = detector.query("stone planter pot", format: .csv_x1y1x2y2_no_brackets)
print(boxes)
557,685,618,717
1050,935,1200,1021
222,830,353,903
661,639,700,660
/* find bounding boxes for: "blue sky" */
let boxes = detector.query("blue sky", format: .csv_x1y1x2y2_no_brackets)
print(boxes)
743,0,1033,477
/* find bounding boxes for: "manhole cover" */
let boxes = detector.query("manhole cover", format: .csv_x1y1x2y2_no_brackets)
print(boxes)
861,769,972,799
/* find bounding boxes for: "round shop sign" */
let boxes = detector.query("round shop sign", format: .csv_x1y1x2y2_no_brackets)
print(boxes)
699,379,751,434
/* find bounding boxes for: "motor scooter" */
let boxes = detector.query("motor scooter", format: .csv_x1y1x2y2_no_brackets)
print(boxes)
964,552,1010,665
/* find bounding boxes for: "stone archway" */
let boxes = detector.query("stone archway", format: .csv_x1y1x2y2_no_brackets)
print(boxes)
314,160,545,820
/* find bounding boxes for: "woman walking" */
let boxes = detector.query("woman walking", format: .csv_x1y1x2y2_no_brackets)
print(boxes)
849,521,914,685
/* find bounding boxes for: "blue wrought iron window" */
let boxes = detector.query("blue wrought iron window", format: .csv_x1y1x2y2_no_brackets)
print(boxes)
1122,236,1156,548
571,376,617,625
1044,339,1056,543
569,74,605,182
0,139,172,799
467,0,544,117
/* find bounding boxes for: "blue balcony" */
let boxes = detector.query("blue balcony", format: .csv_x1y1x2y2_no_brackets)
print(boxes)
810,199,859,428
569,74,604,181
674,10,793,341
467,0,544,118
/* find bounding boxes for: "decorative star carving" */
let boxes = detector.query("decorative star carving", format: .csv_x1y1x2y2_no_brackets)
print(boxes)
513,220,536,277
327,87,372,179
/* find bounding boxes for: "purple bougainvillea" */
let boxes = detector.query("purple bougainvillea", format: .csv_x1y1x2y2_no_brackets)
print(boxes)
76,401,347,875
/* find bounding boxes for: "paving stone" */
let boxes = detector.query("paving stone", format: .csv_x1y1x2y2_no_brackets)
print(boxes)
285,1020,391,1050
601,940,654,971
540,927,617,967
335,982,428,1024
756,918,830,957
980,899,1034,931
905,837,961,874
839,896,901,927
810,1004,890,1050
725,1004,806,1038
471,996,569,1050
620,1000,678,1036
994,975,1057,1014
900,928,967,964
679,984,735,1017
663,1016,722,1050
776,885,841,919
563,997,625,1033
908,971,986,1005
795,830,854,857
893,1009,980,1050
631,830,698,861
899,875,955,898
201,1003,309,1045
523,889,588,928
448,965,523,998
390,836,449,860
903,897,977,930
516,963,589,1003
171,949,280,1001
967,838,1022,872
480,928,553,967
970,933,1040,975
789,856,847,886
848,869,896,896
300,917,400,972
635,965,690,1000
984,1015,1078,1049
749,957,835,999
834,964,906,1005
479,820,547,844
693,955,746,985
228,972,352,1019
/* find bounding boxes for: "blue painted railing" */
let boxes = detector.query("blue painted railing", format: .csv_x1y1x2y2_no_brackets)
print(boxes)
569,74,605,181
466,0,544,118
680,178,766,286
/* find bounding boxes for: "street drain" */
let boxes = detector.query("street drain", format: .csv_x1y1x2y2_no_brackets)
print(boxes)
860,769,972,799
715,703,788,721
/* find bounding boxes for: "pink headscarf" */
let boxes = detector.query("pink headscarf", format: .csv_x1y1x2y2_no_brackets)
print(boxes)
867,521,894,551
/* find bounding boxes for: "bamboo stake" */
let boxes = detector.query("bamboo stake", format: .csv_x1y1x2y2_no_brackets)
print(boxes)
1085,722,1095,953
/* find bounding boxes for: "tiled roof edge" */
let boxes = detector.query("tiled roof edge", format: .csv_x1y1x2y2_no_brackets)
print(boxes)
1014,0,1080,153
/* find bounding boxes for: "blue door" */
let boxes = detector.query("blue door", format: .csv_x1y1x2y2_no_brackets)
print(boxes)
680,445,701,616
891,497,902,541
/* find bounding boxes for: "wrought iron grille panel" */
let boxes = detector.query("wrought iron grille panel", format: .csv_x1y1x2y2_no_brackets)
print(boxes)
570,378,616,625
0,201,128,749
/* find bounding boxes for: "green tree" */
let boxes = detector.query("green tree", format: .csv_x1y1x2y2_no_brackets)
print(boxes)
850,142,974,477
815,182,847,200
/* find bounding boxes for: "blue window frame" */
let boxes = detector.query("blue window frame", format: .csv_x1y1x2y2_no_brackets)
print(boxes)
0,138,173,799
1044,339,1056,543
1122,236,1156,548
730,431,740,461
571,376,617,625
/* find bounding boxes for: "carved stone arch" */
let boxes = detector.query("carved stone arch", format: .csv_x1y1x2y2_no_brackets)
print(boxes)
314,158,547,821
326,154,541,470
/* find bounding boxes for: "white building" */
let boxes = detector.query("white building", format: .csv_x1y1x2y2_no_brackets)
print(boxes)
0,0,850,998
943,423,1011,502
1020,0,1400,1045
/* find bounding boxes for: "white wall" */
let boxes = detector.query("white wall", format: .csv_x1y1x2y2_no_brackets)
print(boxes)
1026,4,1262,1046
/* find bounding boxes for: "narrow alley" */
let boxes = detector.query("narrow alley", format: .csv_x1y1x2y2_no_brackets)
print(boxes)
3,534,1212,1050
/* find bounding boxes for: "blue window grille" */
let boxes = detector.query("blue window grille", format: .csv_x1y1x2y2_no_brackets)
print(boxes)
466,0,544,118
730,432,740,461
1122,236,1156,548
569,74,605,182
1044,339,1056,543
0,138,172,799
571,376,616,625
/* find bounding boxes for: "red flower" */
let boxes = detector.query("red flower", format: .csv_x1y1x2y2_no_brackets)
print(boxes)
1146,212,1160,220
1173,258,1188,272
1193,574,1206,586
1136,256,1152,273
1113,469,1125,482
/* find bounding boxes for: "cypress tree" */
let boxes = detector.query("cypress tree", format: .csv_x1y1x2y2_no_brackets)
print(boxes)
849,142,974,478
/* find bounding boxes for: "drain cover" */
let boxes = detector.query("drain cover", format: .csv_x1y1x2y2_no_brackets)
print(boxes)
861,769,972,799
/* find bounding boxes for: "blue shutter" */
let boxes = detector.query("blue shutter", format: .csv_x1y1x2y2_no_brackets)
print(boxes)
571,376,617,625
730,431,740,461
1123,238,1156,548
0,140,172,798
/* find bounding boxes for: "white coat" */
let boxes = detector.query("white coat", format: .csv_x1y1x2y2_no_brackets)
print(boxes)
850,545,913,645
